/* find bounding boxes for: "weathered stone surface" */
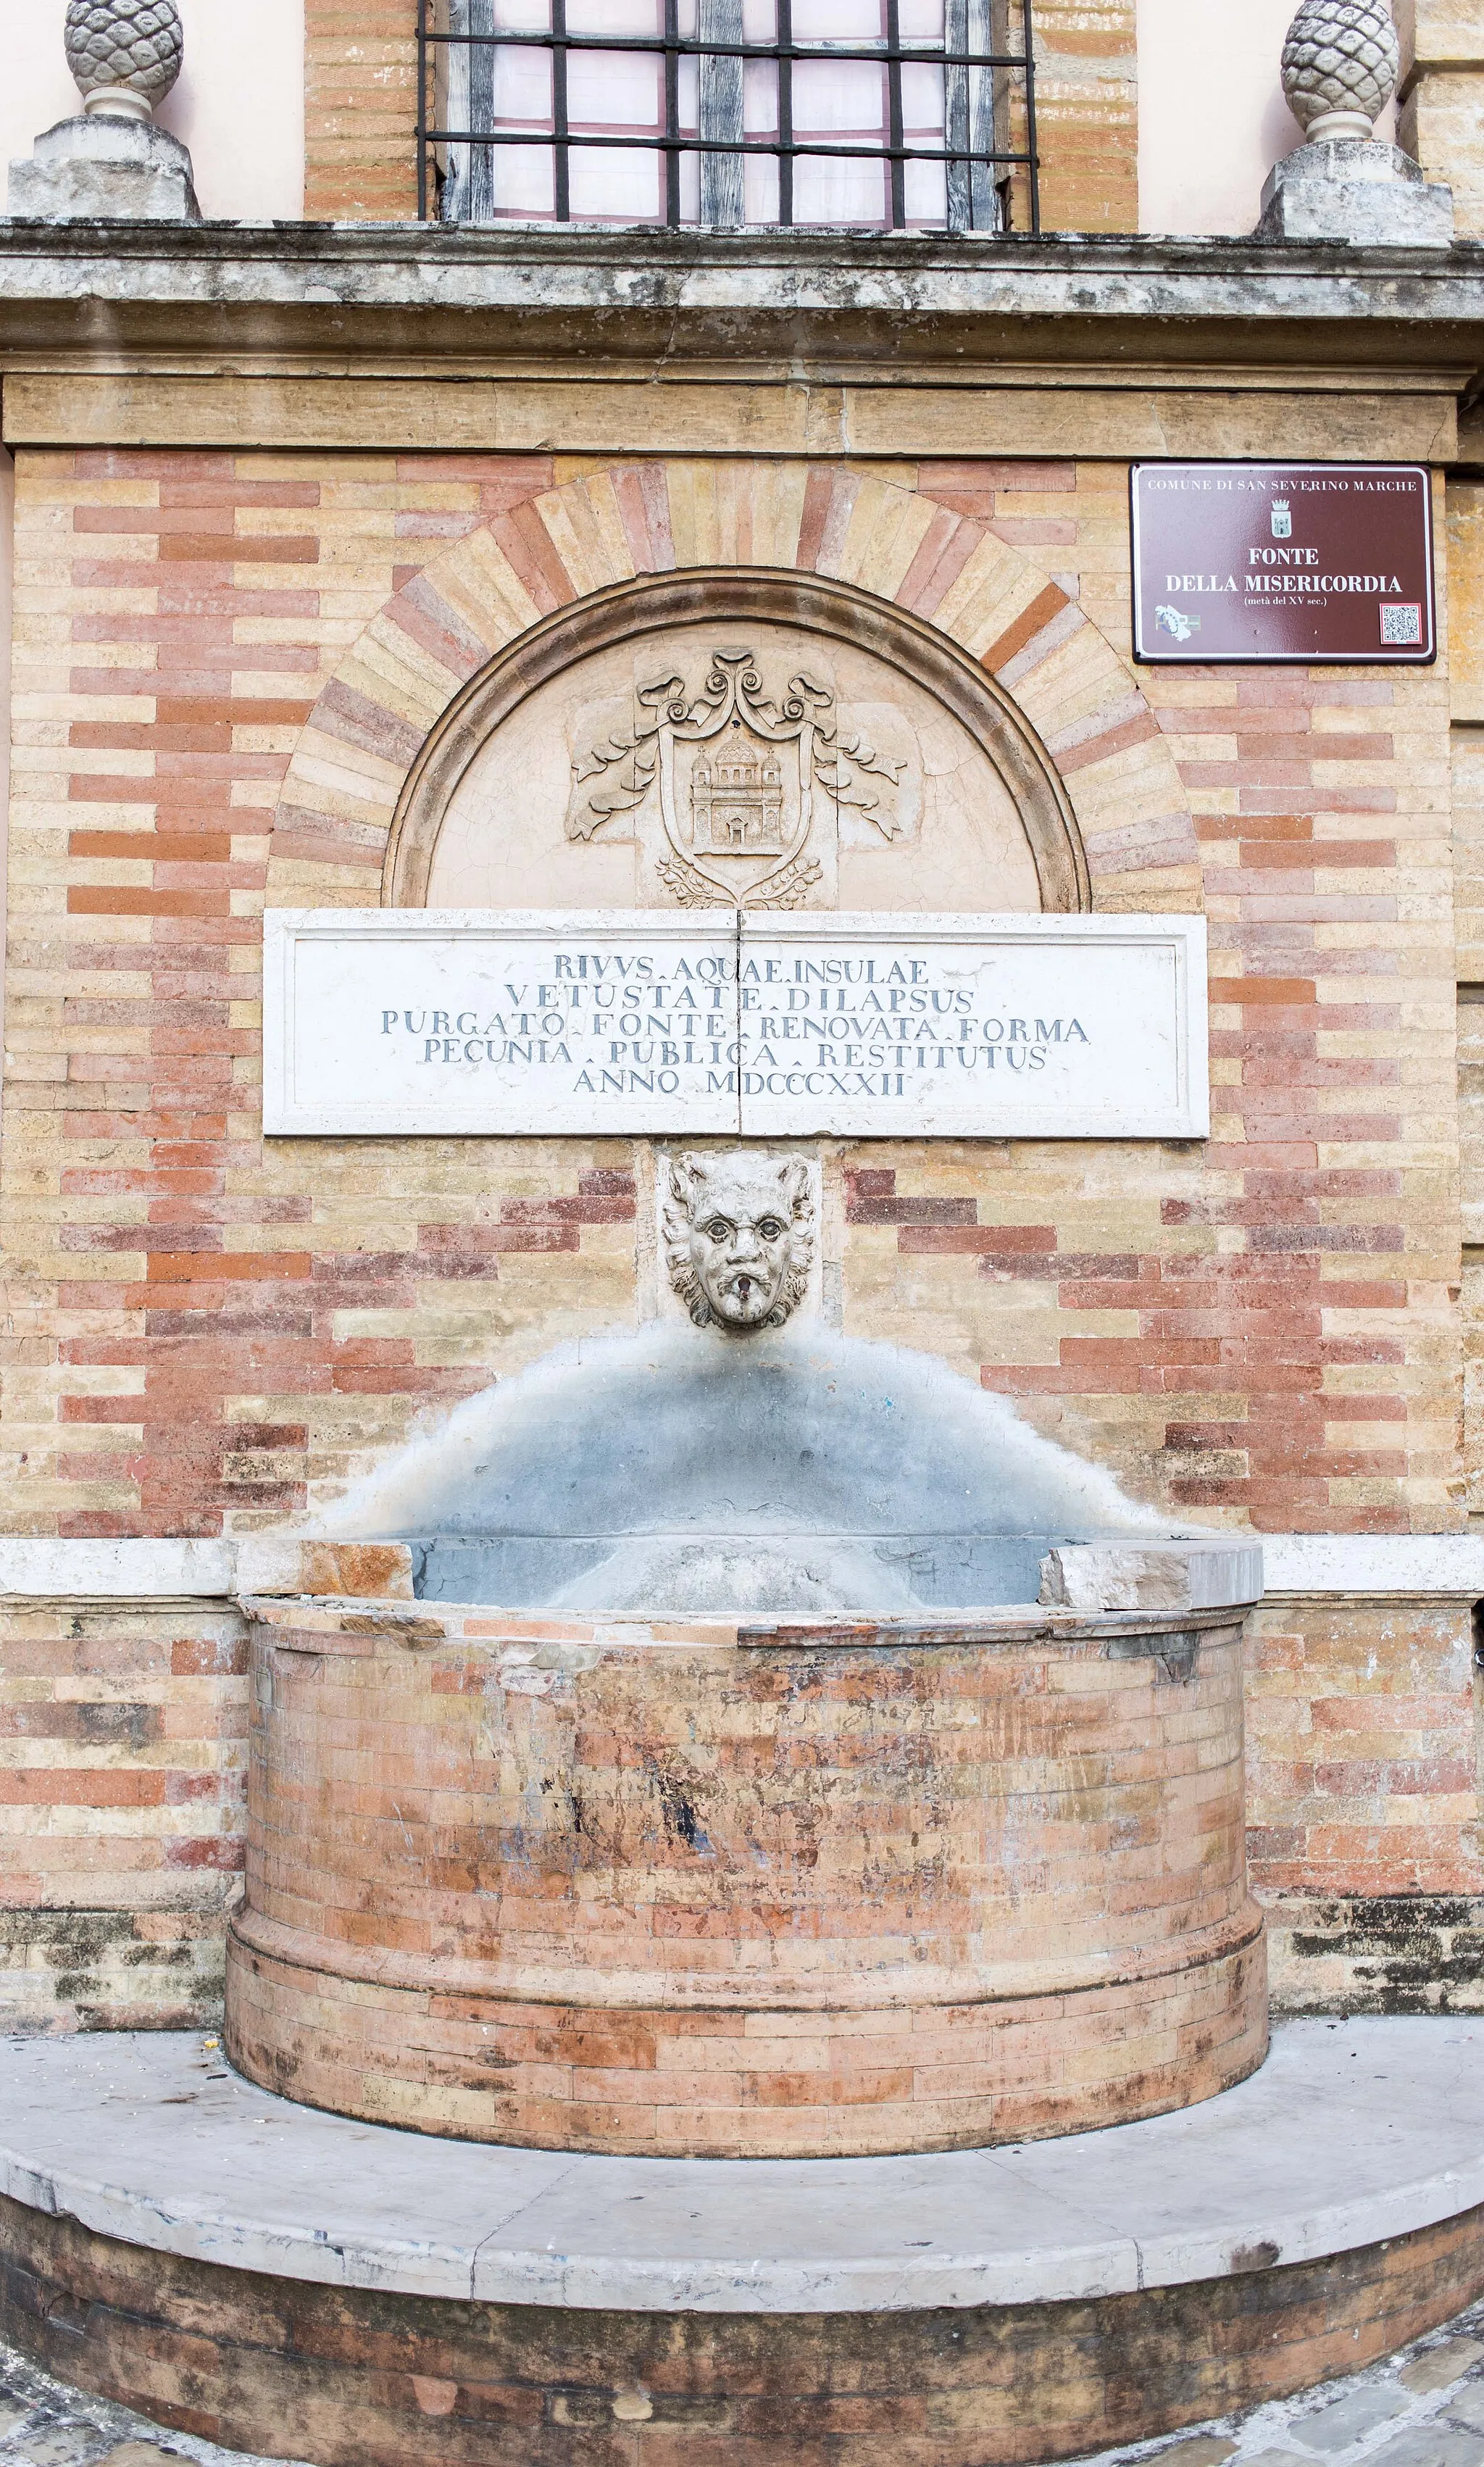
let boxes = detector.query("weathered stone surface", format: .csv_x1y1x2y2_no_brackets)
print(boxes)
1264,1894,1484,2013
0,226,1479,377
225,1597,1266,2155
7,115,200,224
1256,138,1455,244
1040,1542,1264,1615
232,1539,414,1602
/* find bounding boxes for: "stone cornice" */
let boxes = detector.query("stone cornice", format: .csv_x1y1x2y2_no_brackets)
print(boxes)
0,222,1483,383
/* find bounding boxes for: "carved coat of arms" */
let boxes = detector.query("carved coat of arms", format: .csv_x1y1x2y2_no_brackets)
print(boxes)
565,646,908,909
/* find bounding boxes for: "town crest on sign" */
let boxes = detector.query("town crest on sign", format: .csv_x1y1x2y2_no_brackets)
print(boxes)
566,645,907,908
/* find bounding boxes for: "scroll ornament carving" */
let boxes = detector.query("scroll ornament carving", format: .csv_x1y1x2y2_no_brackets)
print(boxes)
664,1152,815,1333
567,646,906,910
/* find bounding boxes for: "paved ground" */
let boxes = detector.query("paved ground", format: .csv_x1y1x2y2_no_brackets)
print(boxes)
4,2295,1484,2467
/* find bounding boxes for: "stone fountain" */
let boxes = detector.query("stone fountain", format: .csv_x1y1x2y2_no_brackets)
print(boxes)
223,1148,1268,2160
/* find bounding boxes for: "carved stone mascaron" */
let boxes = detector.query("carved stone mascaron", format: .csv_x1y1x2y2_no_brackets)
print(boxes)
664,1152,815,1333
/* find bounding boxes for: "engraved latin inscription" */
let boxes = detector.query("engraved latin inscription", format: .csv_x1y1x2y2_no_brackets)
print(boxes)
263,912,1209,1140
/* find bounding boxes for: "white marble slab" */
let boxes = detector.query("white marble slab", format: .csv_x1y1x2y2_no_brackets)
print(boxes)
735,912,1209,1139
1,2020,1480,2315
262,909,1209,1141
0,1538,238,1599
262,909,737,1137
8,1534,1484,1607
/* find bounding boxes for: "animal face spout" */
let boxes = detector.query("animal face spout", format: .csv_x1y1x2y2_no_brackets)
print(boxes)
664,1152,814,1334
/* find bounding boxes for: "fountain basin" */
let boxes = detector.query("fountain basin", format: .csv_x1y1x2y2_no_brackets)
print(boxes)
314,1318,1209,1618
225,1583,1268,2159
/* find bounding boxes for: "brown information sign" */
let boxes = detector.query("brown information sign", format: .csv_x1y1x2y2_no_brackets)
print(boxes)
1131,462,1435,666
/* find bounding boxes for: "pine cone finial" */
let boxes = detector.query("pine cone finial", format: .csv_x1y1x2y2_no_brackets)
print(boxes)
1280,0,1400,142
63,0,184,121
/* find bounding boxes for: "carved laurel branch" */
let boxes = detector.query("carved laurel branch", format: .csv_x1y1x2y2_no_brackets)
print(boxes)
746,852,824,911
654,850,733,908
566,646,906,844
654,845,824,912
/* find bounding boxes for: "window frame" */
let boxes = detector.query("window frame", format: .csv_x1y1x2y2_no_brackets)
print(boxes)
417,1,1041,236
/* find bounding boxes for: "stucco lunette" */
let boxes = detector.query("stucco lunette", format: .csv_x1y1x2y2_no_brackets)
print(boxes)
266,457,1198,918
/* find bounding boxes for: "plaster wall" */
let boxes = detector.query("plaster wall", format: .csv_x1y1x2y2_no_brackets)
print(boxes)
2,0,304,223
0,0,1434,240
1136,0,1397,237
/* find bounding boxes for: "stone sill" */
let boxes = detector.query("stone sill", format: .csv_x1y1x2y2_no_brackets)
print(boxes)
0,1533,1480,1605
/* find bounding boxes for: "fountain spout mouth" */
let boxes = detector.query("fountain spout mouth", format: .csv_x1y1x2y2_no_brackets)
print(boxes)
664,1151,814,1334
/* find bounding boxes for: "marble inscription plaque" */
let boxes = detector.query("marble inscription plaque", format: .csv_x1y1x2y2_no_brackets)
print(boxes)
263,910,1209,1140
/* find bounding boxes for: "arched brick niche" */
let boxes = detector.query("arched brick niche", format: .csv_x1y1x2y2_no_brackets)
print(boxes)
267,459,1199,917
380,567,1089,915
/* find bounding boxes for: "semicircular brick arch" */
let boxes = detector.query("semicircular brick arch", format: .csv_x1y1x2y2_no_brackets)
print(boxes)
267,459,1199,915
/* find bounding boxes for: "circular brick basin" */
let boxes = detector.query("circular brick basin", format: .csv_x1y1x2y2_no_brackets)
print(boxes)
224,1597,1267,2157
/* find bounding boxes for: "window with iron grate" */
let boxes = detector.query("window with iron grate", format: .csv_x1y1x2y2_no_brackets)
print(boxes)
419,1,1038,233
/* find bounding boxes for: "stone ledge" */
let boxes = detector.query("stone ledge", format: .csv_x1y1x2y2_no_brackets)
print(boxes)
1260,1535,1484,1599
0,1539,235,1600
0,2019,1479,2314
0,225,1480,375
1,1534,1480,1605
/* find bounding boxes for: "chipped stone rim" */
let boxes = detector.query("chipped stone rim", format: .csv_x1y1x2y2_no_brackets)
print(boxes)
237,1576,1259,1647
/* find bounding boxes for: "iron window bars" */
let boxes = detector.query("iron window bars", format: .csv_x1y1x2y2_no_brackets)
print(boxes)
418,2,1039,236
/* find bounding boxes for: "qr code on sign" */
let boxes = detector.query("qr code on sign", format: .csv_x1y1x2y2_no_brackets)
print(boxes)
1380,602,1423,646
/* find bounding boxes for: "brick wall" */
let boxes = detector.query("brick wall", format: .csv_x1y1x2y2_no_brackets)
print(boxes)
1247,1594,1483,1981
0,1598,246,2032
304,0,419,220
1398,0,1484,239
1454,478,1484,1545
6,446,1456,1544
0,442,1470,2023
1032,1,1139,233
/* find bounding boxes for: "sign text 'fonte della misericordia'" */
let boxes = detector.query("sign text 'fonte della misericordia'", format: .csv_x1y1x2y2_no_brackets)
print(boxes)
1130,462,1436,665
